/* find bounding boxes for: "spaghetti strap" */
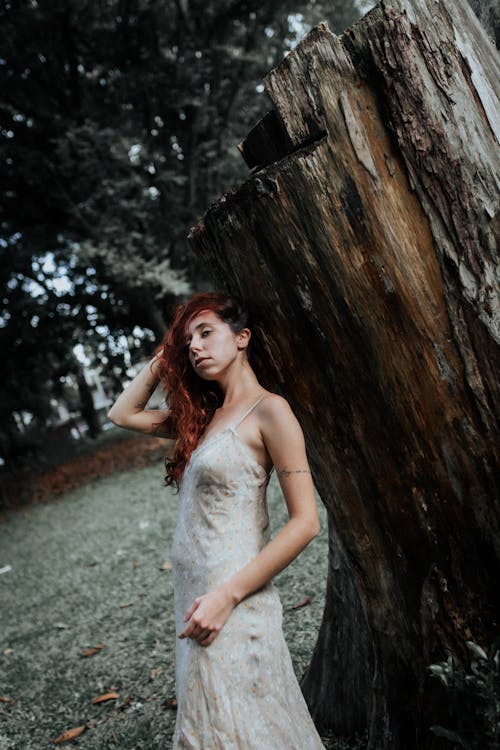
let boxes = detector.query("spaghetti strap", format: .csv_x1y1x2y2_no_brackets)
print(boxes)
233,393,268,430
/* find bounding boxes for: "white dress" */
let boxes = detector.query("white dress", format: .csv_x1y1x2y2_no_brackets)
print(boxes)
171,394,325,749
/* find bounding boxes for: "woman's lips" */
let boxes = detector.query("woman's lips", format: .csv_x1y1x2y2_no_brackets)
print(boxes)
196,358,211,366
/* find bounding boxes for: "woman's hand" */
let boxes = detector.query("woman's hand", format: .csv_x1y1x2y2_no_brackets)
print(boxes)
178,586,236,647
150,352,163,378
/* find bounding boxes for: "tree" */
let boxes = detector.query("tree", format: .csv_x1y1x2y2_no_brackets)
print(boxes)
188,0,500,747
0,0,362,319
0,0,362,458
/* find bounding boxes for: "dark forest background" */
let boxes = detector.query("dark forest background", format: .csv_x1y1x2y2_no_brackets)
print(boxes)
0,0,497,476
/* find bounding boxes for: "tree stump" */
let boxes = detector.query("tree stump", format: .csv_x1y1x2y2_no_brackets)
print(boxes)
188,0,499,747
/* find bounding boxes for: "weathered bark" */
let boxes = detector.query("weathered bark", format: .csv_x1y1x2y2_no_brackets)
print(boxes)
188,1,499,747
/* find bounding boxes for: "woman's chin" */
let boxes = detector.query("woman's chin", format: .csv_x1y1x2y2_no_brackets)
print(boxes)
197,369,217,380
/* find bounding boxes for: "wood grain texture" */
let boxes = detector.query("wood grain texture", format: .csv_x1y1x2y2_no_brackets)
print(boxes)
188,1,499,746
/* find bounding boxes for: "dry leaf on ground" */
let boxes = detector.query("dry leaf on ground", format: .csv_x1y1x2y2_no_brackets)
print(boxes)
53,725,86,743
91,692,120,704
290,596,313,610
81,644,106,657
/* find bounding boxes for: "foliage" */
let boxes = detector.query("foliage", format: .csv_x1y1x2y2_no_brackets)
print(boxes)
427,638,500,749
0,0,363,461
0,0,491,457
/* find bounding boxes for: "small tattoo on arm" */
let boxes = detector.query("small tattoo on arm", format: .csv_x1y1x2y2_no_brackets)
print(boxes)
278,467,311,477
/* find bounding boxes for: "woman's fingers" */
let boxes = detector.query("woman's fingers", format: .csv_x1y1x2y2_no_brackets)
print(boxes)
183,598,201,622
190,624,204,639
178,621,219,645
196,628,211,643
178,620,197,639
178,588,232,645
179,621,209,640
200,630,218,647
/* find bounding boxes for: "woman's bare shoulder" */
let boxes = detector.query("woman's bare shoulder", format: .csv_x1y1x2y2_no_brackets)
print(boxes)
257,392,305,455
258,392,296,421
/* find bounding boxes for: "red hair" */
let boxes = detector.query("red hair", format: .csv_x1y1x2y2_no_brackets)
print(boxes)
152,291,273,492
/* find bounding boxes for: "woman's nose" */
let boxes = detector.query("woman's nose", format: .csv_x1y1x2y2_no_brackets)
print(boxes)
190,341,201,355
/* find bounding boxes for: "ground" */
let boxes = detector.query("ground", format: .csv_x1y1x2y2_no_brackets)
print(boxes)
0,430,366,749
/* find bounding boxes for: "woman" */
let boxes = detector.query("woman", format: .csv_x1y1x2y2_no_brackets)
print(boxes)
108,291,325,749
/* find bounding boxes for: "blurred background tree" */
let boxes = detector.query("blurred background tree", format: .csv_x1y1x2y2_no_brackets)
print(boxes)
1,0,492,468
0,0,366,468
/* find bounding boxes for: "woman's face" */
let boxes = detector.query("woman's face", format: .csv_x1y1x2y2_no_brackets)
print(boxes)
184,309,248,379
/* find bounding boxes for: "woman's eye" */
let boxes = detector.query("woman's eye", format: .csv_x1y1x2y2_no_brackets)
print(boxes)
186,330,211,349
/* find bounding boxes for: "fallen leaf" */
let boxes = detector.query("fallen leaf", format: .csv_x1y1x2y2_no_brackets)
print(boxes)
54,622,70,629
149,666,163,680
81,644,106,657
119,602,133,608
0,696,14,703
290,596,313,610
53,725,86,744
132,560,140,568
3,648,14,655
92,692,120,704
164,697,177,709
160,561,172,571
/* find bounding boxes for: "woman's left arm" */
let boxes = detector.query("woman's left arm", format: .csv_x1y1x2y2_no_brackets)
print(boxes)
179,395,320,646
222,394,321,604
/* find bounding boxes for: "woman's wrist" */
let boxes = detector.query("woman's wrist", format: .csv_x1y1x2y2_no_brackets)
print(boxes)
220,580,242,607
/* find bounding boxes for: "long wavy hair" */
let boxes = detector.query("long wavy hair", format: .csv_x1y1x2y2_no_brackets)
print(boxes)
152,291,274,492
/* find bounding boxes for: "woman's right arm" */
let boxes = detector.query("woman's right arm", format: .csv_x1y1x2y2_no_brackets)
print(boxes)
107,355,175,438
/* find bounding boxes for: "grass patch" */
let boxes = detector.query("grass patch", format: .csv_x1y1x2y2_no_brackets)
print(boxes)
0,453,353,748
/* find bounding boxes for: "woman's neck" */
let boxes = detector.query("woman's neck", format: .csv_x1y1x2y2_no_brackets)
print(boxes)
217,363,263,408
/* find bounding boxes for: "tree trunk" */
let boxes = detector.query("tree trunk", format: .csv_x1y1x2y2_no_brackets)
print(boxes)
76,364,101,439
188,1,499,748
0,411,23,468
128,289,168,341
